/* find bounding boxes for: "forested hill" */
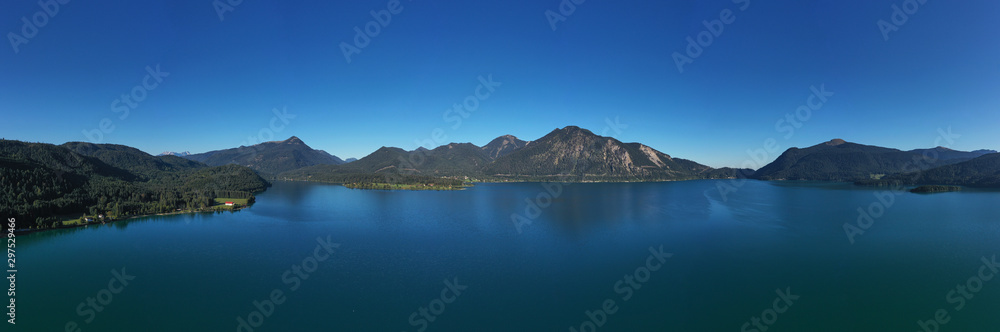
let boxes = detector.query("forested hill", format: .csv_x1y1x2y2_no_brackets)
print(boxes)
866,153,1000,187
184,136,345,176
1,140,269,231
752,139,994,181
63,142,207,179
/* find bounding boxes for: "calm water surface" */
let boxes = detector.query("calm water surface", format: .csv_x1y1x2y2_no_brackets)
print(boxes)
17,180,1000,331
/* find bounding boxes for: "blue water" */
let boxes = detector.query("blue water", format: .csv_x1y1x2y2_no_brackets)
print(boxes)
15,180,1000,331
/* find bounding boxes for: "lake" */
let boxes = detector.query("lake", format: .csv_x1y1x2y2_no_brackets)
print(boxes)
16,180,1000,331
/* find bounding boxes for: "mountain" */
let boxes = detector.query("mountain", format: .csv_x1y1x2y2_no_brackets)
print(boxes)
876,153,1000,187
906,147,995,163
417,143,493,176
63,142,206,179
185,136,344,176
482,135,528,160
283,126,742,183
344,158,358,163
283,142,493,181
483,126,714,181
158,151,191,157
1,140,268,231
1,140,137,183
752,139,991,181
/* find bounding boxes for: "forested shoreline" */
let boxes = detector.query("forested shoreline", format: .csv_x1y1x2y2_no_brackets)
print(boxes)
1,140,270,232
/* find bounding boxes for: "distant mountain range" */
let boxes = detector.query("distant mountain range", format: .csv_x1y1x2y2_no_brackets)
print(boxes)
182,136,345,176
282,126,751,182
158,151,191,157
10,127,998,230
201,127,999,186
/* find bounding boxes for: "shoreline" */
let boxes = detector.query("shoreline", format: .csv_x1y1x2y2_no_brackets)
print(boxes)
13,205,250,236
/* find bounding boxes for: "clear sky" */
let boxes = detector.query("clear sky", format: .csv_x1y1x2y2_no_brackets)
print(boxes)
2,0,998,167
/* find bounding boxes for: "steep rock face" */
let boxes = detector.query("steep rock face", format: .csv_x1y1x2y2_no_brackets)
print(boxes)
483,126,711,180
185,136,344,175
639,144,667,168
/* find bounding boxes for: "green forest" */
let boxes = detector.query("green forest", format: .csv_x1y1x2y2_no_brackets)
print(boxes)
1,140,269,231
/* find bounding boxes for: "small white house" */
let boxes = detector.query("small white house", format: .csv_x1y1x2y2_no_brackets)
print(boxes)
225,202,235,206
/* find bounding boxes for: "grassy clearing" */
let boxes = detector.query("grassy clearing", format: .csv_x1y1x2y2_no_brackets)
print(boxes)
214,198,249,205
212,198,249,210
62,218,85,226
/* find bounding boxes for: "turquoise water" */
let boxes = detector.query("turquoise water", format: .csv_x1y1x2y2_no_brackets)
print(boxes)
15,180,1000,331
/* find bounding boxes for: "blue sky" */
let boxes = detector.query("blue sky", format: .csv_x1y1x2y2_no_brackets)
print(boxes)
1,0,998,167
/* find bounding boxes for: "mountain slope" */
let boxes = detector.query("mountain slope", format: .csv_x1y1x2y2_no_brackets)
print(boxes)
482,135,528,160
752,139,990,181
185,136,344,175
483,126,713,180
878,153,1000,187
282,142,493,181
417,143,493,176
63,142,206,179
